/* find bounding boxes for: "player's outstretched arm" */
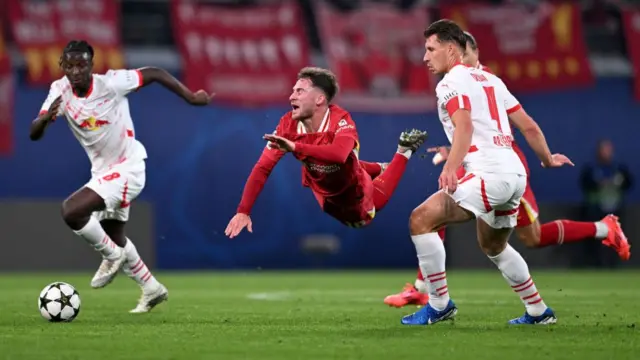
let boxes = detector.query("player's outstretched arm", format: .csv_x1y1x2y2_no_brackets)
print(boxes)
508,108,573,168
508,108,552,164
137,67,213,106
264,134,355,164
225,149,284,239
30,95,62,141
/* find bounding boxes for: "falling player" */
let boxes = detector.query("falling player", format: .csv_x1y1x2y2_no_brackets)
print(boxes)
225,67,427,237
29,40,213,312
400,20,577,326
384,30,631,309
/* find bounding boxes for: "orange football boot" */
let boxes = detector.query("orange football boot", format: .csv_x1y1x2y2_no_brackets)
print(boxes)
601,214,631,260
384,283,429,308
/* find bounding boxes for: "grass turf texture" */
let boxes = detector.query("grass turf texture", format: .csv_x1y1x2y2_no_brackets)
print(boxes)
0,270,637,360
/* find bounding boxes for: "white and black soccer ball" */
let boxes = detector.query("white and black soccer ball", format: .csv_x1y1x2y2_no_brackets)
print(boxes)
38,282,81,322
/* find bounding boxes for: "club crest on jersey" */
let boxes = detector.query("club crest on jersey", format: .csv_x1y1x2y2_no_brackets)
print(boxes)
79,116,110,131
338,119,347,127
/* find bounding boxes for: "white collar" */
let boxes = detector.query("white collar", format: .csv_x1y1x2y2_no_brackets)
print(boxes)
297,108,330,134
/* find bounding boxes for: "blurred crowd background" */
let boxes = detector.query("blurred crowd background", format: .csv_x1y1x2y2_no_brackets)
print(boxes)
0,0,638,272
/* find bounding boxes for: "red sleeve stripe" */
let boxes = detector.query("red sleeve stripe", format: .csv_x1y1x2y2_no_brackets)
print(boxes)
38,110,48,116
445,95,471,116
135,69,144,88
506,104,522,114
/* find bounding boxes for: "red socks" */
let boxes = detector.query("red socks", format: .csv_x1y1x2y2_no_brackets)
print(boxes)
372,154,408,211
539,220,597,247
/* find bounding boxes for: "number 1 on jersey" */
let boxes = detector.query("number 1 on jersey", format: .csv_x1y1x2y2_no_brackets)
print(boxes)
483,86,502,133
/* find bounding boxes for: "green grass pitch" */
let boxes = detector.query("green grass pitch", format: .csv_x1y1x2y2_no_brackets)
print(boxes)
0,270,637,360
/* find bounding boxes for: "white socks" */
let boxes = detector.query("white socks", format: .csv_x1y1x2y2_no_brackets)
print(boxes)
488,244,547,316
398,149,413,159
412,230,549,317
74,216,121,260
123,238,160,292
411,232,449,310
594,221,609,239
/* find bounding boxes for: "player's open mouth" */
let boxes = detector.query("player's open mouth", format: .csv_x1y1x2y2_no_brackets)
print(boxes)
291,105,300,110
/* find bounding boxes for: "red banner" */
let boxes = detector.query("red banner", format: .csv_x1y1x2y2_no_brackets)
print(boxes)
441,3,593,92
6,0,124,85
622,7,640,101
171,0,310,106
315,2,435,112
0,24,13,155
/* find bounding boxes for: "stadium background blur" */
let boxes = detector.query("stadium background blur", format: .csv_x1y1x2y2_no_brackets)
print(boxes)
0,1,639,359
0,0,638,273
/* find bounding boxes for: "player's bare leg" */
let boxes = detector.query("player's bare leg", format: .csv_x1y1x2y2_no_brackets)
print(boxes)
101,220,168,313
372,129,428,211
476,219,556,324
61,187,126,288
517,216,630,260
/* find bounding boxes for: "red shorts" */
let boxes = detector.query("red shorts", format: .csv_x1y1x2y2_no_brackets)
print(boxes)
314,174,376,228
516,181,539,227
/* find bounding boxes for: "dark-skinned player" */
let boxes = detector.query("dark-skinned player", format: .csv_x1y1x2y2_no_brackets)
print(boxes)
30,40,213,313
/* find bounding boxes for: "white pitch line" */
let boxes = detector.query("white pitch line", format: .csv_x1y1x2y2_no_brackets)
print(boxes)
246,291,293,301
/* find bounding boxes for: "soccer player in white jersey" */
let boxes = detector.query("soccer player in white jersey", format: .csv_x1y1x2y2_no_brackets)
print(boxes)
29,40,212,313
400,20,573,326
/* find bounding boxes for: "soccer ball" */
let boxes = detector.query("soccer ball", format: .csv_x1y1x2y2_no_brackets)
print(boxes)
38,282,81,322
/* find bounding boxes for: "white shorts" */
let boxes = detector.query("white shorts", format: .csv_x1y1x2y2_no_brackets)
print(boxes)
85,160,146,222
448,172,526,229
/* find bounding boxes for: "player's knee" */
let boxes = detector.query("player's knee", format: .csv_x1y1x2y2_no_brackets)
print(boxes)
517,233,539,248
61,200,88,230
515,226,540,248
409,205,438,235
479,239,507,257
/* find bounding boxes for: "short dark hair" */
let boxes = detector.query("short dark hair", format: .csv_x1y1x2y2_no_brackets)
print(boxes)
463,31,478,51
59,40,94,66
423,19,466,50
297,67,339,102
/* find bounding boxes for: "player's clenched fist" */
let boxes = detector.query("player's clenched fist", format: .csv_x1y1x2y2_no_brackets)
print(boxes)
225,213,253,239
187,89,214,106
427,146,451,165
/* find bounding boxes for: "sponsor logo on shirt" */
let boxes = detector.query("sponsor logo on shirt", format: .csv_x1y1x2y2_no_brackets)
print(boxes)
305,162,341,174
79,116,110,131
442,90,458,103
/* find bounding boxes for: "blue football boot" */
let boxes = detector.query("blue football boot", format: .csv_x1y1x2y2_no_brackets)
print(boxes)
508,308,557,325
401,299,457,325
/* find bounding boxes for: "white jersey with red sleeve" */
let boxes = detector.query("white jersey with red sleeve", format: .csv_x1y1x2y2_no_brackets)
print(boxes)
435,64,525,176
39,69,148,175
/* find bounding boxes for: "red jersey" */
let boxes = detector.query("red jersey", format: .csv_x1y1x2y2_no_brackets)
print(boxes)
237,104,369,215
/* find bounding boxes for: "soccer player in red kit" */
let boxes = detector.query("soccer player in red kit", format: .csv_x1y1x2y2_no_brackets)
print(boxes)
384,30,630,308
225,67,427,237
